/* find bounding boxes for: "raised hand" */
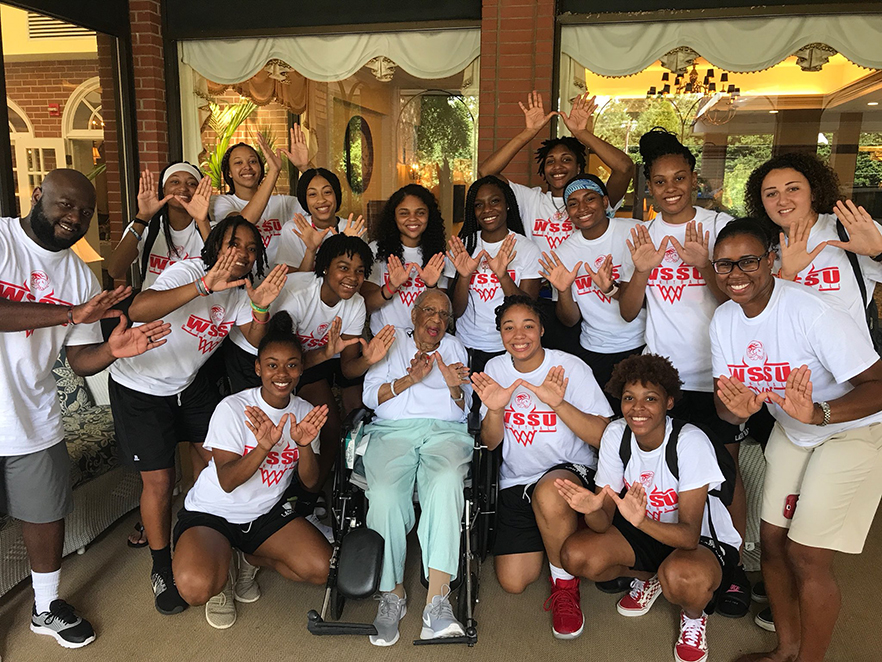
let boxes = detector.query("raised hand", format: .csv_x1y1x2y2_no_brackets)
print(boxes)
107,317,171,358
71,285,133,325
521,365,568,408
245,263,287,310
539,250,581,292
716,374,768,420
407,350,435,384
291,213,330,252
386,255,411,291
669,220,710,268
339,213,367,238
471,372,521,411
446,236,483,278
434,352,470,389
416,253,446,288
828,200,882,257
320,316,361,361
518,90,557,133
176,175,212,223
487,233,517,278
555,478,605,515
626,225,668,274
360,325,396,366
606,482,648,528
290,404,329,447
584,254,614,294
280,124,310,172
765,364,816,424
203,246,248,292
136,168,173,220
255,131,282,174
244,406,288,451
779,215,826,280
559,93,598,135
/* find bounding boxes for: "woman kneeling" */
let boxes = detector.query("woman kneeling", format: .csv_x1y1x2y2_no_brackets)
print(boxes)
172,312,331,629
558,354,741,662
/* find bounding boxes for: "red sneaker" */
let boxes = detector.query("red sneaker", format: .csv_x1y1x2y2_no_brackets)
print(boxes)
616,575,662,617
543,577,584,639
675,611,708,662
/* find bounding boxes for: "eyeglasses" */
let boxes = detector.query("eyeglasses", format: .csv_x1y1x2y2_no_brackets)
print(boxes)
711,253,769,275
416,305,451,321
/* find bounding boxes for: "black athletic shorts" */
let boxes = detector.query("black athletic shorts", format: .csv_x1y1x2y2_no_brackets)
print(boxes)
572,344,645,416
109,371,219,472
670,390,748,446
223,338,260,394
299,357,363,390
173,487,301,555
493,462,595,556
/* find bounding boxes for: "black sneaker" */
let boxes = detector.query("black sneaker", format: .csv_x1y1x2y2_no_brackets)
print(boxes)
752,580,768,603
755,606,775,632
30,599,96,648
152,567,188,615
595,576,633,594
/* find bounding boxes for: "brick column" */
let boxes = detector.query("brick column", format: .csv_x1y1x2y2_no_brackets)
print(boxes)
130,0,169,175
479,0,557,188
97,34,122,244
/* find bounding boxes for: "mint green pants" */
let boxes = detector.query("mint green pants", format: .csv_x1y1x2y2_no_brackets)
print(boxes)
364,418,472,592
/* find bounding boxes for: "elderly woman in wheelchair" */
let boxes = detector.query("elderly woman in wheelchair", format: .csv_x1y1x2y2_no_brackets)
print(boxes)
361,289,473,646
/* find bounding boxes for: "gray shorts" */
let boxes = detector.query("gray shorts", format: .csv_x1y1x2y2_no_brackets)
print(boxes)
0,441,73,523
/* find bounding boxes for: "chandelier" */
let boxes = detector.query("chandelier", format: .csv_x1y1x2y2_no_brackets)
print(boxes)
647,64,740,99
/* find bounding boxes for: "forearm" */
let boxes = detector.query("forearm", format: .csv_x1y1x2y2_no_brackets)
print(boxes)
480,409,505,450
294,248,317,273
0,298,71,332
571,128,633,205
376,374,416,406
107,232,141,280
195,217,212,241
618,275,649,321
129,283,200,322
553,401,608,448
361,282,391,314
216,448,270,492
497,270,525,298
240,317,269,348
478,129,537,177
295,444,320,490
341,351,372,379
451,273,472,318
448,383,466,411
555,290,581,327
238,170,279,224
699,264,728,304
584,507,613,533
66,343,117,376
635,516,700,550
822,379,882,424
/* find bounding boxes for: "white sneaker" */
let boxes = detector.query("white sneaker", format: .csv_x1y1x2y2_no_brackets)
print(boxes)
370,592,407,646
306,513,334,543
205,572,236,630
420,586,465,640
233,551,260,603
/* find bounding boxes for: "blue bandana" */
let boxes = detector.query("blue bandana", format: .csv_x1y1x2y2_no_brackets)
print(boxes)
564,179,611,217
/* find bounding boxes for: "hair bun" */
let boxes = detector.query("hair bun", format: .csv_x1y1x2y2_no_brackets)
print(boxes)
638,127,680,161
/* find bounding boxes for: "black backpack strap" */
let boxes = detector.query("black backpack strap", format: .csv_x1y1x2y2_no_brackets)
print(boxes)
664,419,687,482
618,425,633,478
837,220,869,310
139,216,162,283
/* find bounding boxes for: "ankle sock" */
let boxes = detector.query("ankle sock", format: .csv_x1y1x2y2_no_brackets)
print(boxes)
549,563,575,583
150,545,172,574
32,569,60,614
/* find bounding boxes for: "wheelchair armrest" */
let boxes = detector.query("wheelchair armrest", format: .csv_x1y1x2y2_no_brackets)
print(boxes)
467,410,481,436
343,407,374,431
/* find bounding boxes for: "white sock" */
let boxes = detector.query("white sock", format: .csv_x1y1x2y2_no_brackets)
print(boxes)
32,569,60,614
549,563,574,583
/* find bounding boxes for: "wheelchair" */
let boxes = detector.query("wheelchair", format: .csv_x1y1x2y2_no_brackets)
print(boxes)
307,407,498,646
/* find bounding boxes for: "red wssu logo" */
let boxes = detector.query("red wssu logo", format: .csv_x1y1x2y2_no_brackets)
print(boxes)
532,217,573,250
727,339,792,393
243,442,299,486
182,305,234,354
574,257,621,303
383,271,426,307
469,269,516,302
624,474,679,521
647,246,706,303
298,322,331,350
503,391,558,446
794,265,840,292
257,219,282,248
0,271,73,337
148,246,190,276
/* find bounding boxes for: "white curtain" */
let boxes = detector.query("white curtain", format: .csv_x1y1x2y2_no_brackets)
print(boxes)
561,14,882,77
180,29,480,84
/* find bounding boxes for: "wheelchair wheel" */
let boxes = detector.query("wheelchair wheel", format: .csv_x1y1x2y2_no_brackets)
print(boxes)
329,584,346,621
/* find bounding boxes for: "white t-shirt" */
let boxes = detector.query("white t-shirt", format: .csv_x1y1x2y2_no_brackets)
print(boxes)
367,243,450,335
710,279,882,448
554,219,647,353
482,348,613,490
184,388,319,523
595,418,742,550
364,331,470,423
510,182,573,253
211,194,304,266
0,217,103,456
126,219,204,290
275,216,347,270
270,272,366,356
109,258,253,396
772,213,882,341
620,207,733,391
455,232,541,352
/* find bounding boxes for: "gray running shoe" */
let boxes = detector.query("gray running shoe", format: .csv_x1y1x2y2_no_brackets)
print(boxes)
370,592,407,646
30,600,96,648
306,513,334,543
205,572,237,630
420,586,465,640
233,551,260,603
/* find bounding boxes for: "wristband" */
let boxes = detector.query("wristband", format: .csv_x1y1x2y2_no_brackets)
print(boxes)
294,439,313,448
67,306,77,325
194,279,208,297
425,282,438,289
381,282,396,300
389,379,399,397
873,252,882,263
251,310,269,324
250,301,269,314
132,217,149,228
602,281,619,297
127,226,143,242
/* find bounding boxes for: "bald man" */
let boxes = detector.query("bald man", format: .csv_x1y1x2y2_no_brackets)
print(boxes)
1,169,170,648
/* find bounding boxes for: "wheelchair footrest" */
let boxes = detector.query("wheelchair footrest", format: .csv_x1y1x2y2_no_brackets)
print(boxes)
307,610,378,636
412,623,478,647
337,527,384,599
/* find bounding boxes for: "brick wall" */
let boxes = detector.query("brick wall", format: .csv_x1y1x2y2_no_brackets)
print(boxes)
479,0,557,188
97,34,122,245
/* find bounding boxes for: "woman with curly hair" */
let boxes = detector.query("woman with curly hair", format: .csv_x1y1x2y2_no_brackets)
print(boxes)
448,176,541,373
362,184,450,334
744,152,882,337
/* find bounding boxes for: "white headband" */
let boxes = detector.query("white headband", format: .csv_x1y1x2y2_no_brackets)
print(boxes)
161,163,202,186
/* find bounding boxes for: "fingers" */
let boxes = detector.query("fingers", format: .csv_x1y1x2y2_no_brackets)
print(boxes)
139,319,172,341
807,241,828,261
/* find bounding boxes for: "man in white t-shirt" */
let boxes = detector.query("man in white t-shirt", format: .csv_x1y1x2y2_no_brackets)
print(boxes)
0,170,171,648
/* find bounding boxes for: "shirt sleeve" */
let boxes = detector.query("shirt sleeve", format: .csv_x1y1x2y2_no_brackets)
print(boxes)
363,344,394,410
595,421,626,492
65,269,103,347
275,221,307,268
368,256,386,287
675,427,724,493
857,253,882,286
568,362,614,418
805,304,880,384
342,298,367,337
516,237,542,280
709,314,728,379
211,195,241,225
150,260,199,293
203,400,246,454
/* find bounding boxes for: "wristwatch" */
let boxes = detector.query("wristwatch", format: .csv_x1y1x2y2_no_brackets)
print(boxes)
815,401,831,426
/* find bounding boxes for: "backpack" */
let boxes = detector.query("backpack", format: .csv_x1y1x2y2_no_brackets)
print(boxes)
617,418,736,506
835,220,882,357
138,216,163,283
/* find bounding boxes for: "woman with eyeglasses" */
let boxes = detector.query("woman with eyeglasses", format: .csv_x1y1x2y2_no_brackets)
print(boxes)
708,217,882,662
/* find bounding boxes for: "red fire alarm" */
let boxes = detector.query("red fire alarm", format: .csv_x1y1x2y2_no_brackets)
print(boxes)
48,103,60,117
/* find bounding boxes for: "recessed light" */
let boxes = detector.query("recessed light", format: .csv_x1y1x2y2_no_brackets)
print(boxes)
868,102,879,106
769,110,779,114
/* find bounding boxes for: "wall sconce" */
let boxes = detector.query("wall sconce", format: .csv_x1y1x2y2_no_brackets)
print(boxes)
409,162,420,182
